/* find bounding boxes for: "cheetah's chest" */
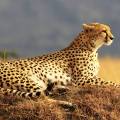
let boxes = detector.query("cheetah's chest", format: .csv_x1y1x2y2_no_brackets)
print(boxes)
72,52,99,77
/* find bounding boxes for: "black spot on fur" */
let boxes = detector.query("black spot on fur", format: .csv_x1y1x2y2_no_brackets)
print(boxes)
22,93,26,97
28,93,32,98
47,83,54,91
36,91,41,96
4,92,8,95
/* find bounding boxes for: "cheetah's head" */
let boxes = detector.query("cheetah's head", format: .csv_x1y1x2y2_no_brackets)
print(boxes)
82,22,114,49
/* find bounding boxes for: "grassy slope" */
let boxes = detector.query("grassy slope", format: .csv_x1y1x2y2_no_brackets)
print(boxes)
0,58,120,120
0,86,120,120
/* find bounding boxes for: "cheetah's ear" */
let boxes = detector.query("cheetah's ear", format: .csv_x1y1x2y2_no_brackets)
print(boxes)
82,23,95,30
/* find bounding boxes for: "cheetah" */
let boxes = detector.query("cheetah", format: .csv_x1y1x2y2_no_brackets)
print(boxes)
0,22,119,100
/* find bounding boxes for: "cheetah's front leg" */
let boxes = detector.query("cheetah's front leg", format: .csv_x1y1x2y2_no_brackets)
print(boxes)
45,77,71,95
45,81,70,96
53,79,73,94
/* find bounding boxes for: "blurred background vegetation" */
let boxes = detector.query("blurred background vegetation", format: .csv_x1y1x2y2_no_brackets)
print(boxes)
0,50,18,60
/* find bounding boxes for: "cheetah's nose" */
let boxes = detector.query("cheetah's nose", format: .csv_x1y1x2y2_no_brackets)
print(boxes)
110,36,114,40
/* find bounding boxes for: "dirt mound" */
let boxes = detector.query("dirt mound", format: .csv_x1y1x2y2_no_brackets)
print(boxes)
0,86,120,120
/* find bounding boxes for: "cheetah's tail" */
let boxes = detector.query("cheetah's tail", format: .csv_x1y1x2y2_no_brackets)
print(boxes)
0,87,41,98
86,78,120,88
78,77,120,88
100,80,120,88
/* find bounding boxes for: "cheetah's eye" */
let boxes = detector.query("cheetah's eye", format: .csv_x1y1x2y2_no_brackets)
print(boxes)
102,30,107,34
101,30,107,37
